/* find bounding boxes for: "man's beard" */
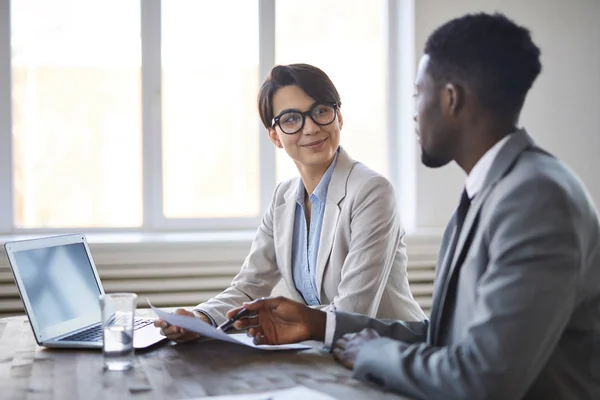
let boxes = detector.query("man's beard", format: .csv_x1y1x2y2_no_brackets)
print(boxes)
421,148,450,168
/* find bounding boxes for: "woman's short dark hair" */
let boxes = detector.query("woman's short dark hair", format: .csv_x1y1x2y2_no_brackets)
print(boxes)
258,63,342,129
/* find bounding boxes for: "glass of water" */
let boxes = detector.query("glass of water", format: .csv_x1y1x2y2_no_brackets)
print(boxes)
99,293,137,371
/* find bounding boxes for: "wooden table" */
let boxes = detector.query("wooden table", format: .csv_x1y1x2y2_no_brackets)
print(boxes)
0,311,411,400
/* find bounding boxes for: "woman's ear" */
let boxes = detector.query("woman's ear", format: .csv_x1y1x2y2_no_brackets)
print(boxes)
337,110,344,130
268,128,283,148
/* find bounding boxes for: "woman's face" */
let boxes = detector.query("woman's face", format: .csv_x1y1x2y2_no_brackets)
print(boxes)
268,85,342,170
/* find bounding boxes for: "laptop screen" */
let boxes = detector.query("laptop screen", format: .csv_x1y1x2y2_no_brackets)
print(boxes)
12,242,102,331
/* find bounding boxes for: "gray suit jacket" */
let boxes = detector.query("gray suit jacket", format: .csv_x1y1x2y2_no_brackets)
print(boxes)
334,130,600,400
196,147,425,326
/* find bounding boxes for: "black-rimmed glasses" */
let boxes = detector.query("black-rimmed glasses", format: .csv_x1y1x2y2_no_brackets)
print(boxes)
271,103,338,134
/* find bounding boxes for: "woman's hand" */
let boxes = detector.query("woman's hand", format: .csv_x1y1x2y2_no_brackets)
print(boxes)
153,308,210,343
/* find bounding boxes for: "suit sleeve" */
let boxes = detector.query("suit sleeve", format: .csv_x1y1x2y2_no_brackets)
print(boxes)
193,184,283,326
328,176,425,321
350,177,582,400
333,311,429,345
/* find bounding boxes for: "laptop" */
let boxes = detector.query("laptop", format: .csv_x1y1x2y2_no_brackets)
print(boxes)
4,233,166,349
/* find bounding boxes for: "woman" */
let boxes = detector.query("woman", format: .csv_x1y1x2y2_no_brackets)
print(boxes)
155,64,425,342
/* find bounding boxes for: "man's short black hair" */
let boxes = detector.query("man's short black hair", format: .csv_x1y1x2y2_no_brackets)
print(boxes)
424,12,542,115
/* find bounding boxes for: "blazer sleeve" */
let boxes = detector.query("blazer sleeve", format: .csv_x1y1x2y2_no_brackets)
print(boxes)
193,184,283,326
350,177,582,400
328,176,423,320
334,311,429,345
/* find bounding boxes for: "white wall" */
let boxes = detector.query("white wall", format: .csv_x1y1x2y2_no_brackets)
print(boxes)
413,0,600,231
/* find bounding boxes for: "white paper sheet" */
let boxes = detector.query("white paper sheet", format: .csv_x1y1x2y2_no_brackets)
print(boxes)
149,302,311,351
186,386,337,400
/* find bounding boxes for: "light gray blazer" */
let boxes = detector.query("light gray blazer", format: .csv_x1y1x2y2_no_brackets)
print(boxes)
333,130,600,400
196,147,425,326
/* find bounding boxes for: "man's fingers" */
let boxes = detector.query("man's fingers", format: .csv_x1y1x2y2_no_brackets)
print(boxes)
332,348,352,370
252,333,269,345
246,327,263,337
226,306,245,319
226,308,258,320
335,338,348,350
241,296,281,311
245,326,265,337
332,347,343,360
233,314,259,330
227,296,285,318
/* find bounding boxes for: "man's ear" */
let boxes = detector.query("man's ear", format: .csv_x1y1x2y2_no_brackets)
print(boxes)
268,128,283,148
444,83,464,117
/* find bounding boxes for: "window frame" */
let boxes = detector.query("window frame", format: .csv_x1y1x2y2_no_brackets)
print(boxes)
0,0,416,235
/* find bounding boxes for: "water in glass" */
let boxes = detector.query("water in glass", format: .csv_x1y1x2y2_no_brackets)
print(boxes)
103,325,134,371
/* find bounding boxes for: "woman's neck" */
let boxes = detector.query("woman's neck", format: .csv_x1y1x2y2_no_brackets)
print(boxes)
296,157,335,196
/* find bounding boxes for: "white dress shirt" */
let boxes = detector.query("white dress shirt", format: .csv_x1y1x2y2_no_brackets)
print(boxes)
323,133,513,348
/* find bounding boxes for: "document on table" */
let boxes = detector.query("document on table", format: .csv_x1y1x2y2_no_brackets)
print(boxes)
186,385,337,400
149,301,311,351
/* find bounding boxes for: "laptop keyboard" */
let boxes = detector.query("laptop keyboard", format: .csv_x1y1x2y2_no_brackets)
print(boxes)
59,318,154,343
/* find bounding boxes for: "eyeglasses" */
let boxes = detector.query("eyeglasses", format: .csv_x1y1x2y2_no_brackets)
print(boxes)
271,103,338,135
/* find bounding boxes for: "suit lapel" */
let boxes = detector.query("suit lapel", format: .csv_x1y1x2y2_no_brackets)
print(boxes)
432,188,490,343
315,147,354,294
431,129,536,344
427,218,458,343
273,182,304,302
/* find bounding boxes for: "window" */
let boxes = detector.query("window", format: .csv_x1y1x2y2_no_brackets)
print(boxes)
0,0,411,234
162,1,260,219
10,0,142,228
275,0,388,182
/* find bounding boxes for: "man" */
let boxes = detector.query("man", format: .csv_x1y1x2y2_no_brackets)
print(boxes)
230,12,600,400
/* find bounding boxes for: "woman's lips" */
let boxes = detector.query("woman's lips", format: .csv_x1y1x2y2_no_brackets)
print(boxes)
302,138,327,149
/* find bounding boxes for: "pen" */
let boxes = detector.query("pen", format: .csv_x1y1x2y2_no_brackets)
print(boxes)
217,308,248,332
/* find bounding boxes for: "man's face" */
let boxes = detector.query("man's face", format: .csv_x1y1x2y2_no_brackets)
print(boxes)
413,55,455,168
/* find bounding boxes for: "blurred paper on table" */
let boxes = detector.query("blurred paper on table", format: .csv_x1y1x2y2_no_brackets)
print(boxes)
187,385,337,399
148,300,311,351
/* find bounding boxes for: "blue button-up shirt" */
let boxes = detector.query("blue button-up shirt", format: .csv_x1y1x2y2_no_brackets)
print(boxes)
291,151,339,306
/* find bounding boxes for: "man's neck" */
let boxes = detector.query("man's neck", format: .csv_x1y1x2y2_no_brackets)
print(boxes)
455,123,515,175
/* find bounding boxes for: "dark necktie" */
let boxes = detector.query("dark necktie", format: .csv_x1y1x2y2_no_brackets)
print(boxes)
433,189,473,344
455,189,472,237
441,189,473,281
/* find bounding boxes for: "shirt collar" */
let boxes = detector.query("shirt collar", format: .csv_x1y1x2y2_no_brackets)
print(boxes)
465,134,512,199
296,149,339,204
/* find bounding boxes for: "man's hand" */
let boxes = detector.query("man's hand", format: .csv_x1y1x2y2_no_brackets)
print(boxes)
153,308,209,343
228,296,326,345
332,328,380,369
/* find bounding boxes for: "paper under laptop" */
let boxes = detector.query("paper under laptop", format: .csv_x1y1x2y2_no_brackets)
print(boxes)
185,386,337,400
149,302,311,351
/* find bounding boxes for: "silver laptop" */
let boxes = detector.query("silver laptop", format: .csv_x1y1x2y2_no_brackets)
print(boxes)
4,234,166,349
